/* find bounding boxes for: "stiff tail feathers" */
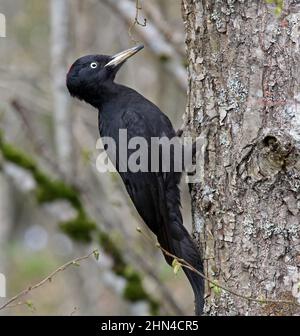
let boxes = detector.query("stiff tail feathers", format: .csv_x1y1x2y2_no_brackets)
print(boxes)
157,224,204,316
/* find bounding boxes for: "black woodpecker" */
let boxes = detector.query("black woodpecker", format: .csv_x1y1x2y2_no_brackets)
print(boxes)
66,45,204,315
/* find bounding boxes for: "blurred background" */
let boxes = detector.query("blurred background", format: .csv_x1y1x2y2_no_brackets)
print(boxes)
0,0,194,315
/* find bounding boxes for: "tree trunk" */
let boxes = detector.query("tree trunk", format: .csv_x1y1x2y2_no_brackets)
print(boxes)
182,0,300,315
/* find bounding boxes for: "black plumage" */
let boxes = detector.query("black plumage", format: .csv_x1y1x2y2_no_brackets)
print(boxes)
66,45,204,315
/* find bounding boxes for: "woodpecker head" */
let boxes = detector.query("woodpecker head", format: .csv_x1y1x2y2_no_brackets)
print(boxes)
66,45,144,104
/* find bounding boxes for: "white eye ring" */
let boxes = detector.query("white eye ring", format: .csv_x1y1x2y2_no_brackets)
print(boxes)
90,62,98,69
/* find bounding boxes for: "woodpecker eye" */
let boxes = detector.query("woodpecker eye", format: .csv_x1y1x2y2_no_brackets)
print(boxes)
90,62,98,69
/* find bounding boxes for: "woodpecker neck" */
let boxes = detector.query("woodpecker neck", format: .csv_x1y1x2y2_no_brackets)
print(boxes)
84,81,119,108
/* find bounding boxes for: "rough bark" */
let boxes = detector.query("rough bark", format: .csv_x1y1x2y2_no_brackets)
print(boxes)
182,0,300,315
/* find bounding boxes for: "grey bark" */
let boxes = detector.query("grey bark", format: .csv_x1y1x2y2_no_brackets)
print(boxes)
182,0,300,315
50,0,73,176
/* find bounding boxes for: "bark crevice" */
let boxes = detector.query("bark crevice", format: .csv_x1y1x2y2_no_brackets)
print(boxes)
182,0,300,315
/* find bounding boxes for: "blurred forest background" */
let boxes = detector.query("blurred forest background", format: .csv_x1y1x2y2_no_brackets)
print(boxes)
0,0,196,315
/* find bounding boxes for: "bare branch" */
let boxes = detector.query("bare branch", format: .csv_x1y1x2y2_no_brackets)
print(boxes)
0,133,161,314
142,1,185,58
101,0,187,92
0,250,99,311
9,99,183,315
128,0,147,42
136,228,300,309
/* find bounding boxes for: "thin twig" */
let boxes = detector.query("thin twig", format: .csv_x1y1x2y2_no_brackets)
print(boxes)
128,0,147,43
1,301,28,310
136,228,300,309
0,250,99,311
142,2,185,58
101,0,187,91
7,104,178,315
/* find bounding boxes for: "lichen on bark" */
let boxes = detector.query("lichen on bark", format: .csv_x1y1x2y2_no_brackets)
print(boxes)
182,0,300,315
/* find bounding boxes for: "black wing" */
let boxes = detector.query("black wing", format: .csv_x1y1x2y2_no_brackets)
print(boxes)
116,104,204,315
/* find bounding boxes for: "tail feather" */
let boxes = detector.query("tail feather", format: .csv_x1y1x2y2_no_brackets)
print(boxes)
157,223,204,315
